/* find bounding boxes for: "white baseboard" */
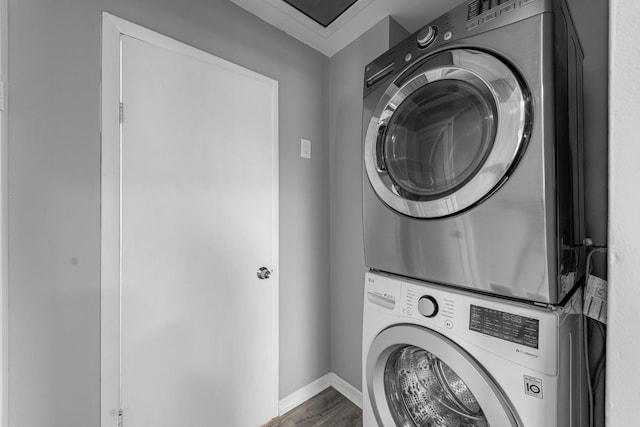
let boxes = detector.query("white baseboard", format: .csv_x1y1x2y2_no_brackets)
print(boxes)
278,372,363,415
278,374,332,415
326,372,363,409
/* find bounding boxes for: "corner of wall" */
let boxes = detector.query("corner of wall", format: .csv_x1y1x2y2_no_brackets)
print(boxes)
328,12,405,395
388,16,410,49
0,0,7,424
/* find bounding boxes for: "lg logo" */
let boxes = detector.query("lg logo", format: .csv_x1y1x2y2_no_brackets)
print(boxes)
524,376,543,399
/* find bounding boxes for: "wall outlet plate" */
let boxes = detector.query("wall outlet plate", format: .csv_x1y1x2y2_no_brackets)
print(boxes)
301,138,311,159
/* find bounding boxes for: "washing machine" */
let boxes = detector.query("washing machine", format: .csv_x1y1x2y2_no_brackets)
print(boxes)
362,0,585,304
362,271,586,426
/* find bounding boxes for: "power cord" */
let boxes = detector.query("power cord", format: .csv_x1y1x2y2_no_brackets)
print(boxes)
582,241,607,427
583,313,594,427
592,322,606,391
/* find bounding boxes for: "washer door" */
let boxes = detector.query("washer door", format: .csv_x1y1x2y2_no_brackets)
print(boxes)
364,49,531,218
366,325,521,427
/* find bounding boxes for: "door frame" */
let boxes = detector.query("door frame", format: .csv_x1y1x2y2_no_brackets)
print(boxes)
100,13,279,426
0,0,6,425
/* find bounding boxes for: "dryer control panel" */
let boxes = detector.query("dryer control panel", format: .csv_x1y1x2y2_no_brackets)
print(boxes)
362,0,552,98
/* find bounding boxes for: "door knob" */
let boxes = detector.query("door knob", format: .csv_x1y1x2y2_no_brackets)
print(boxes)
257,267,272,280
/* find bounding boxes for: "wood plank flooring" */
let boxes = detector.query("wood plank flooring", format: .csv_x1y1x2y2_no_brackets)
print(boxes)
264,387,363,427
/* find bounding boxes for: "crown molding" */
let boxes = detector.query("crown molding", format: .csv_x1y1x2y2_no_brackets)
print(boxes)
229,0,466,57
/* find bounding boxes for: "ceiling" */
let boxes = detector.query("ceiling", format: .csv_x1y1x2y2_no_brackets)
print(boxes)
229,0,468,57
282,0,359,28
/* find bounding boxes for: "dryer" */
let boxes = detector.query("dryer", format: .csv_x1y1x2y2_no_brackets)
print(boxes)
362,0,585,304
362,271,587,426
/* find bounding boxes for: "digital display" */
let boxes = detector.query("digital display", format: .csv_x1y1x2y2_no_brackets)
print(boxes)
469,305,539,349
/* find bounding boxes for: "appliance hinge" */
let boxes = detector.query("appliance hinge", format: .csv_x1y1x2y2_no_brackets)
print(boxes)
532,301,554,310
0,78,5,111
117,409,124,427
119,102,124,124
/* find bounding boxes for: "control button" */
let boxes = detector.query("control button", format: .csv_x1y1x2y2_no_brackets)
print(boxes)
418,296,439,318
500,3,516,14
404,53,412,62
482,13,497,24
444,31,452,41
445,319,454,329
417,25,438,48
466,20,480,31
520,0,535,5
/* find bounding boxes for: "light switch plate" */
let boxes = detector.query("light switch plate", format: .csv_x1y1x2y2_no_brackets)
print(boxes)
300,138,311,159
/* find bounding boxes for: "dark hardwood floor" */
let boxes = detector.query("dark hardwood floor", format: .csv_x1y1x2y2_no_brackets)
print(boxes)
264,387,363,427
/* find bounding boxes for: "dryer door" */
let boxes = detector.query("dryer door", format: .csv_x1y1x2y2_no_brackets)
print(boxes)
364,49,531,218
366,325,521,427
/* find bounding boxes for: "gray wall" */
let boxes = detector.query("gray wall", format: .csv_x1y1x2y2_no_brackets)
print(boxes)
328,17,408,390
8,0,330,425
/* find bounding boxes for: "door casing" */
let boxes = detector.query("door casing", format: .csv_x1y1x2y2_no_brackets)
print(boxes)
100,13,279,426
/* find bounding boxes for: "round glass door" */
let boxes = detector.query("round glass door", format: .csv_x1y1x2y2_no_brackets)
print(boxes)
384,345,488,426
366,325,520,427
364,49,531,218
383,79,497,201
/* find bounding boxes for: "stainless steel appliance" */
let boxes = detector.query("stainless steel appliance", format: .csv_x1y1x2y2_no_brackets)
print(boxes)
362,271,587,426
362,0,585,304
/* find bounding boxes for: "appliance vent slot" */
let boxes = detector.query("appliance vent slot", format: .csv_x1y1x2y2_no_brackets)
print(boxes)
366,62,395,88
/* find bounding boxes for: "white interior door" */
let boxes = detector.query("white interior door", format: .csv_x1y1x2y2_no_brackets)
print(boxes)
101,16,278,427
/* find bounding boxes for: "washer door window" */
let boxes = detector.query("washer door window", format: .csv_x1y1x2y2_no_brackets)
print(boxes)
366,325,520,426
364,49,531,218
385,346,488,426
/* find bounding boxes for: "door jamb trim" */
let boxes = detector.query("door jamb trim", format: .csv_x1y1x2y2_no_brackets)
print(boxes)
100,12,279,426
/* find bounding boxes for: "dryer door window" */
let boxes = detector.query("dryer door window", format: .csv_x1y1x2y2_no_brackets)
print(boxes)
366,325,520,427
383,79,497,201
364,49,531,218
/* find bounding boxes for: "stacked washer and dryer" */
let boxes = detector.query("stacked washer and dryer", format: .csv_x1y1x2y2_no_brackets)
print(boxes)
361,0,587,425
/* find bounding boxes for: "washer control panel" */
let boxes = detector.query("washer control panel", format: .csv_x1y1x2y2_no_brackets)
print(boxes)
401,286,456,327
365,273,400,312
469,304,540,349
364,271,559,375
